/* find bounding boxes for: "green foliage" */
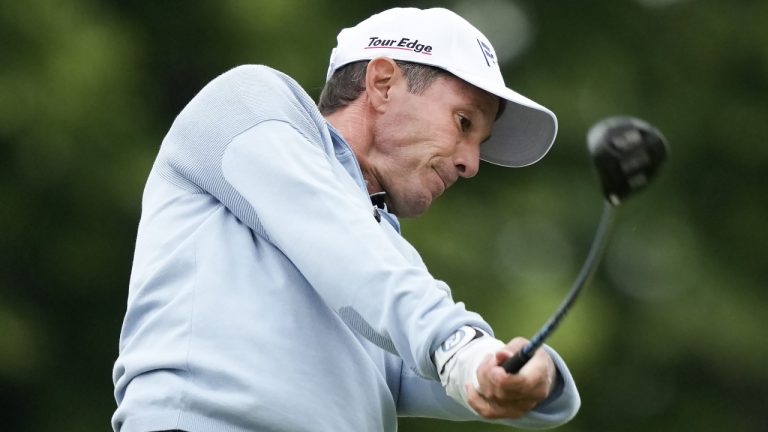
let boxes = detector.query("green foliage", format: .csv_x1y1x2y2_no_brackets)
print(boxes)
2,0,766,431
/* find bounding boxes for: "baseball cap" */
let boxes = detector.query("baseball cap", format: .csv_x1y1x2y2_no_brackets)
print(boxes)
326,7,557,168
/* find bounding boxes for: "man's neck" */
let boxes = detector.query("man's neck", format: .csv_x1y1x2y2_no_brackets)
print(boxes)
323,104,381,194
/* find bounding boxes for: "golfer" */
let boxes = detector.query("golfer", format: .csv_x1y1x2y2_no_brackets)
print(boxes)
113,7,580,432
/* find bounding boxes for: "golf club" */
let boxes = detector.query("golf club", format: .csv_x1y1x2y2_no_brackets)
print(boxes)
502,116,669,373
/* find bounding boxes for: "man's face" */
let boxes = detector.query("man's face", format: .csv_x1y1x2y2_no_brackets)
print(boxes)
370,72,500,217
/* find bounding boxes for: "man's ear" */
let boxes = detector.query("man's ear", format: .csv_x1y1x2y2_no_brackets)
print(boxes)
365,57,400,112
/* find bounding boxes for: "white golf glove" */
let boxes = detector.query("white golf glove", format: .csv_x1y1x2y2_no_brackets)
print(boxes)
433,326,505,412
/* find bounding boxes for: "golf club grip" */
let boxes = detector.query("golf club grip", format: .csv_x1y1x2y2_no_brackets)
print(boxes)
501,347,534,373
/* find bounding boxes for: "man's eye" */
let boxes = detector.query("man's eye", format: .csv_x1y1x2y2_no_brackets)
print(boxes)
459,116,471,132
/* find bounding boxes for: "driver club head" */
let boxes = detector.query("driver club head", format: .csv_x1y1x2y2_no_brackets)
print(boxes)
587,116,669,205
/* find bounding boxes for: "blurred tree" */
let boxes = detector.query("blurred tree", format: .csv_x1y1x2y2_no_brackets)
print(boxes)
1,0,766,431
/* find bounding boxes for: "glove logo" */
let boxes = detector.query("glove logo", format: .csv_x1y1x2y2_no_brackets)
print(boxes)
441,328,467,352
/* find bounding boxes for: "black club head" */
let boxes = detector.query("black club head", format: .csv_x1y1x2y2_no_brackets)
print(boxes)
587,116,669,205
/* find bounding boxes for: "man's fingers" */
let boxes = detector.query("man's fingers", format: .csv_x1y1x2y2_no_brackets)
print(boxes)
496,344,554,398
468,337,559,420
465,383,527,419
485,367,543,401
503,337,529,354
495,348,512,365
530,347,557,395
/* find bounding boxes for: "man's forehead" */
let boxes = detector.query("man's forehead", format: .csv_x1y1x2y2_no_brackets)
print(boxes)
442,74,502,119
437,74,498,105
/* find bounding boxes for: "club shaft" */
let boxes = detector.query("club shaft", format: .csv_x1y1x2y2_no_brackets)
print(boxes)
502,201,617,373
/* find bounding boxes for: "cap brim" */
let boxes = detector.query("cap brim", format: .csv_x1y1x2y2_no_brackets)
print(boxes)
447,70,558,168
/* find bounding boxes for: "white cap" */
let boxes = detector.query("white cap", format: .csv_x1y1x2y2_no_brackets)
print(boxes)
326,7,557,168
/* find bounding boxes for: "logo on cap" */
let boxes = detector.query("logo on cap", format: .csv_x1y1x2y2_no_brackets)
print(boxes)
477,39,496,66
365,36,433,55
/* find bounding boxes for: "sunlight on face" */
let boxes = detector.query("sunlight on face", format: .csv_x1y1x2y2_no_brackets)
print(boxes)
371,71,500,217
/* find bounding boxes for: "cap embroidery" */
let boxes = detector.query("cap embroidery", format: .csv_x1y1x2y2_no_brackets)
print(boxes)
365,36,433,55
477,39,496,66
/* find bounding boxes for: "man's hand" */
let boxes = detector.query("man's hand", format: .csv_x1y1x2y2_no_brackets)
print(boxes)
466,337,557,419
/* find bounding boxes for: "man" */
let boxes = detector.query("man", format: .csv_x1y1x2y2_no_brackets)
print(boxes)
113,7,580,432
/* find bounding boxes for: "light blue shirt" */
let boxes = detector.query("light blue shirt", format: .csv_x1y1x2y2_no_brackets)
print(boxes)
112,65,579,431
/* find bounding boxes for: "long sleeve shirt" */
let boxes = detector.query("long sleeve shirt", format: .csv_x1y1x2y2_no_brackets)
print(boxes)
112,65,579,432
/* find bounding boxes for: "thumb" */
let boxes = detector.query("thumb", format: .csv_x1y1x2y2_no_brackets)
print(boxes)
495,349,512,365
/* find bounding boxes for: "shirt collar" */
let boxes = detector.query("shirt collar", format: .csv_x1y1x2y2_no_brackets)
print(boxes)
325,122,401,232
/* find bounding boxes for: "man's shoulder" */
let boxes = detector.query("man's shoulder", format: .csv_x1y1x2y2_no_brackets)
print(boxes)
170,64,328,150
218,64,286,84
217,64,323,123
214,64,306,100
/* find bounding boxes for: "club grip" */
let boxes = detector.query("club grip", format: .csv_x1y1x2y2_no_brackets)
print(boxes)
501,349,533,374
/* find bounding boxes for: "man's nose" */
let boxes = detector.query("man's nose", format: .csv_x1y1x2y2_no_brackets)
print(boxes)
455,141,480,178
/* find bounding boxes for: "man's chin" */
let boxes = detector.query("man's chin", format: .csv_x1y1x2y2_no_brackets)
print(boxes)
389,196,432,218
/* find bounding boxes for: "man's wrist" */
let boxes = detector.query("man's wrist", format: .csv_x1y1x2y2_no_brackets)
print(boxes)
434,326,505,412
434,326,484,375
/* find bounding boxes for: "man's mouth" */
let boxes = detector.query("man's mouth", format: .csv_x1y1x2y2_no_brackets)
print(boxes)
433,168,454,196
436,168,457,190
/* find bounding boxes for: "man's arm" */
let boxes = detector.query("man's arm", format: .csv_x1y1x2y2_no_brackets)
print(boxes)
218,118,489,380
155,66,485,383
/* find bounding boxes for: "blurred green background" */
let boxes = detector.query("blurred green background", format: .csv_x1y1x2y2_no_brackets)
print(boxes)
2,0,767,431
